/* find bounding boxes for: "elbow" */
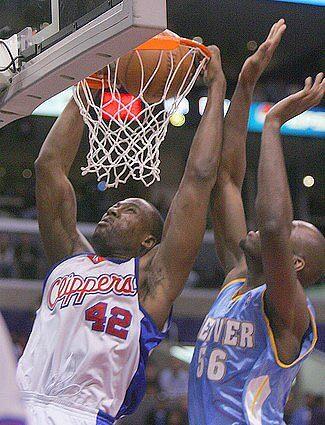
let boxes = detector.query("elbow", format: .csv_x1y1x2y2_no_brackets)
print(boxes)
255,203,291,236
257,220,281,237
257,221,291,245
34,154,56,176
34,152,55,171
187,162,218,187
34,156,47,174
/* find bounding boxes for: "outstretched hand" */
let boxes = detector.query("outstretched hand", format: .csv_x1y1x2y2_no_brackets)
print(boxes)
204,46,226,88
267,73,325,126
239,19,286,85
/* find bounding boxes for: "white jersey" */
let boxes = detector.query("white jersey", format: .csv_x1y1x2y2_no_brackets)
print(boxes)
0,312,27,425
17,253,169,424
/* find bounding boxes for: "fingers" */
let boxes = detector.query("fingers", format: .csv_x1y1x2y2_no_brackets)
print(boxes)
299,74,325,107
204,45,225,87
207,45,221,58
268,22,286,52
258,19,286,57
267,73,324,125
267,23,278,41
273,23,286,44
207,45,221,66
304,76,313,91
310,72,325,103
312,72,324,88
304,73,324,95
267,18,285,41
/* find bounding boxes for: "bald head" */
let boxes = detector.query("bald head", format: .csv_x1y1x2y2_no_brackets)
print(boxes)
291,220,325,287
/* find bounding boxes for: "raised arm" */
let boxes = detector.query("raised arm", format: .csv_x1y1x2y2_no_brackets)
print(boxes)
256,74,324,341
141,47,226,327
35,98,94,266
210,20,286,281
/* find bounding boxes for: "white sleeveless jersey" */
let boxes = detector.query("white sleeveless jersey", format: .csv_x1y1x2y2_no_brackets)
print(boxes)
17,254,169,424
0,312,27,425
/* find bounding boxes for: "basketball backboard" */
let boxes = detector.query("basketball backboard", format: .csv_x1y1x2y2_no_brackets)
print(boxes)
0,0,167,128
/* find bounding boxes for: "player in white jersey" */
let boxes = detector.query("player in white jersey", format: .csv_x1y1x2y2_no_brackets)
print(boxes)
0,312,27,425
17,47,227,424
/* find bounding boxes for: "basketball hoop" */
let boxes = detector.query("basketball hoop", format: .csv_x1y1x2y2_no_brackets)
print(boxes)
74,32,211,188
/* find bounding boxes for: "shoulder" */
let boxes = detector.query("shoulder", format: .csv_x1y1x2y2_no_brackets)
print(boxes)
47,252,92,272
214,277,249,307
222,265,248,287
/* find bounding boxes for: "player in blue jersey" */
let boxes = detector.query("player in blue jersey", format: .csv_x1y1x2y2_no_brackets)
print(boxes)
188,19,325,425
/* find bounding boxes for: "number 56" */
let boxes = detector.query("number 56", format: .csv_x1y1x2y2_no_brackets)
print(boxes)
197,347,227,381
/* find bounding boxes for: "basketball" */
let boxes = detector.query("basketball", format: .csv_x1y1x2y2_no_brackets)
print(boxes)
117,31,195,103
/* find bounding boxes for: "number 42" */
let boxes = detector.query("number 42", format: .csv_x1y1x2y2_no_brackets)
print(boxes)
85,302,132,341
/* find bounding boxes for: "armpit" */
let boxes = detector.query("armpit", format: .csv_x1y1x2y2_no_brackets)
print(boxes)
139,252,167,302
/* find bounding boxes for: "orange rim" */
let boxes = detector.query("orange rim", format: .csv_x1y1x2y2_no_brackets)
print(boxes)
137,35,211,58
85,75,109,90
85,34,211,89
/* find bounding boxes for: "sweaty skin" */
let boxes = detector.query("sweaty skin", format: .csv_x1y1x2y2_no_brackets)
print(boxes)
253,73,325,362
35,46,227,331
210,18,325,364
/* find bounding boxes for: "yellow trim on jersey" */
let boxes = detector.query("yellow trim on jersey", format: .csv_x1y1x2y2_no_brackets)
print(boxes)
231,293,243,304
261,289,318,369
218,278,247,297
250,376,270,414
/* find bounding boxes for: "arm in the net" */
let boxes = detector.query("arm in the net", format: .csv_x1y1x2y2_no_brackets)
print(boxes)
35,98,94,266
141,47,226,329
210,19,286,283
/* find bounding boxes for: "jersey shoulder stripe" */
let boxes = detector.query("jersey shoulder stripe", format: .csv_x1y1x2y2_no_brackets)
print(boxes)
260,288,318,368
218,277,247,297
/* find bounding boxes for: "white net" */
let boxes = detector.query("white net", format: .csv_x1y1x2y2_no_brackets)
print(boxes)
74,44,209,188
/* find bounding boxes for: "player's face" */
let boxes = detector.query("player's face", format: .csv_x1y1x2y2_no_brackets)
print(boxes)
240,223,324,280
92,198,155,258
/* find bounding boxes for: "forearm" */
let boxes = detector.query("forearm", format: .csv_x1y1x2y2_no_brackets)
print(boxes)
209,79,254,270
183,81,226,186
210,78,254,229
155,79,226,292
256,117,293,233
36,98,84,176
221,78,255,184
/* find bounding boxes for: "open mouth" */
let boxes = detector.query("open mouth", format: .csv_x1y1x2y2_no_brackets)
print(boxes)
98,216,113,225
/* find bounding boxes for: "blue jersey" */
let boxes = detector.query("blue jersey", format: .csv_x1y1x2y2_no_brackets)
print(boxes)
188,278,317,425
